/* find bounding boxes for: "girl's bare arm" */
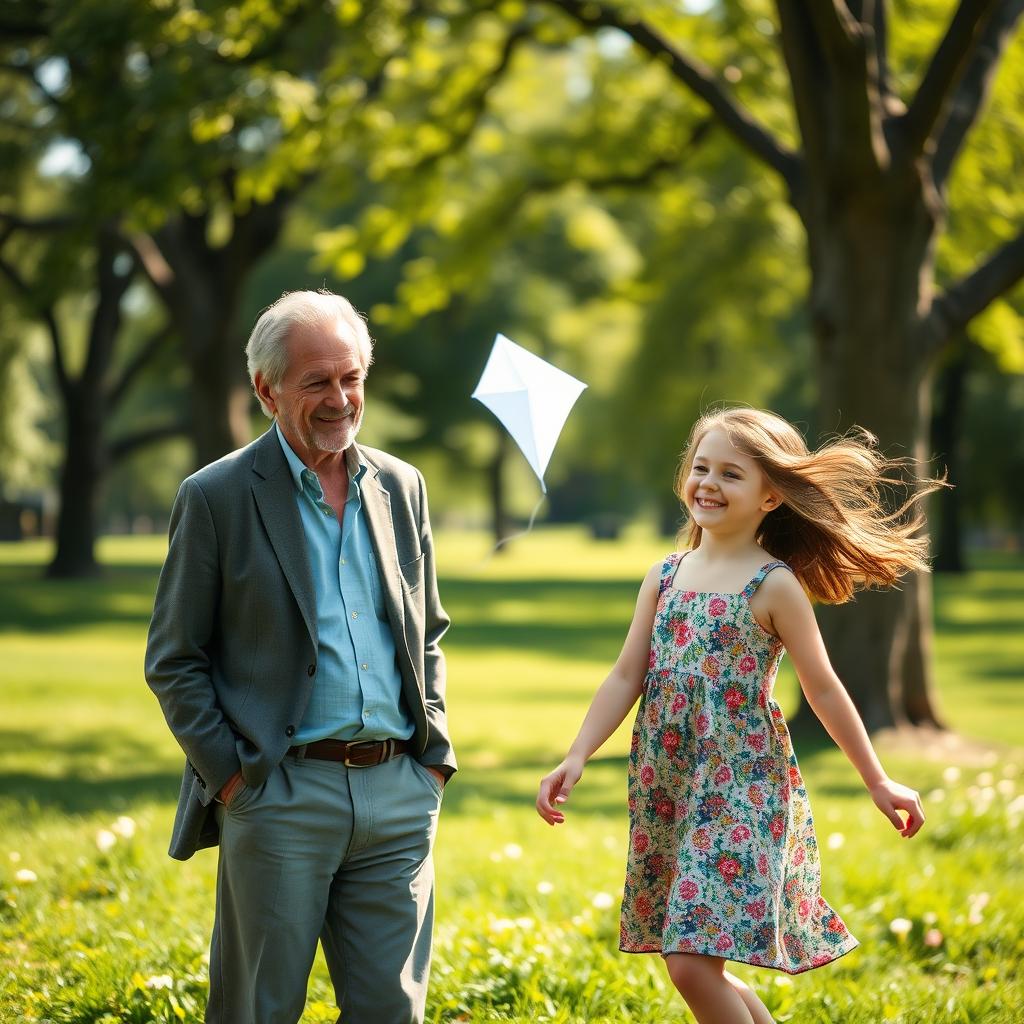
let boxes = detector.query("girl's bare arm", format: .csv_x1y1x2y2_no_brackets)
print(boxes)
763,570,925,838
536,562,661,825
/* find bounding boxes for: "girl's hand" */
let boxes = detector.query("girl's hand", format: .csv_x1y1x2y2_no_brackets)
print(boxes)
870,779,925,838
536,758,584,825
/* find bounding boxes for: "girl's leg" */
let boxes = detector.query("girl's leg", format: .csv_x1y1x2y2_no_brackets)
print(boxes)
664,953,757,1024
724,970,775,1024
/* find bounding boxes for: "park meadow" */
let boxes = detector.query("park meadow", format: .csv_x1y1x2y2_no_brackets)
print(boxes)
0,528,1021,1023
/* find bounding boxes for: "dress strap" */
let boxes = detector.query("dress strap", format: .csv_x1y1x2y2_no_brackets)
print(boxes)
659,552,683,595
741,561,792,600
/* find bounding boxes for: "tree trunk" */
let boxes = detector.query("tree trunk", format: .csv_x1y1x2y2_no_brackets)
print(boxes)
188,320,253,469
791,188,945,734
931,342,969,573
489,427,511,551
150,194,294,469
47,385,104,578
47,228,127,578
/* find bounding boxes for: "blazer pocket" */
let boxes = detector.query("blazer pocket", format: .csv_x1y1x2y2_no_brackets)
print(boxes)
399,553,425,595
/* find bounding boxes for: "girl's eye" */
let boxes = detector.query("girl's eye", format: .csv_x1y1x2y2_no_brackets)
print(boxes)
724,472,739,479
694,465,707,473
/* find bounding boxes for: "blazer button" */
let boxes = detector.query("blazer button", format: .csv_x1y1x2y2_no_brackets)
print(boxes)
307,664,316,677
285,725,295,737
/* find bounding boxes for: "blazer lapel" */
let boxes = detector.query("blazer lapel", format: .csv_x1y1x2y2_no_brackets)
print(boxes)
358,454,406,634
251,431,317,646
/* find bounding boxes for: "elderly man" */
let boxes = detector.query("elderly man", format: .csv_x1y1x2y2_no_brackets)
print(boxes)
145,289,454,1023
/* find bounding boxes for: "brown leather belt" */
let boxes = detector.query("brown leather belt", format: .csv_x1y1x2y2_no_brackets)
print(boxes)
287,737,412,768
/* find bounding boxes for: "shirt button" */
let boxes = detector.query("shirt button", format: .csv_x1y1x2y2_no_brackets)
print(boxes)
362,711,370,719
340,558,347,566
351,611,359,619
307,664,316,677
285,725,295,737
361,663,368,670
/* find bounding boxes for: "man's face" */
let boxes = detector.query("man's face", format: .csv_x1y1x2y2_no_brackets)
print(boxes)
257,319,366,459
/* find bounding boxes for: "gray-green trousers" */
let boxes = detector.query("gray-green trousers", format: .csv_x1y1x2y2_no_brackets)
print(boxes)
207,751,443,1023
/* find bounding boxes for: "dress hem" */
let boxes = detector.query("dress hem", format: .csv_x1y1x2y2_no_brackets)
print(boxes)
617,938,859,976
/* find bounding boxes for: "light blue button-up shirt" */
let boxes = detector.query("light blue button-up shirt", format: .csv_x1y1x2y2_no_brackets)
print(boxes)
276,424,414,744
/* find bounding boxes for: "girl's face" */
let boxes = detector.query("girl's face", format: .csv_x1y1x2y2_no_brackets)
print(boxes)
684,427,779,535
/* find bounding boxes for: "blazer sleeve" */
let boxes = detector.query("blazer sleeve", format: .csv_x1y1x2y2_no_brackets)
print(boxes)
415,468,456,775
144,477,241,804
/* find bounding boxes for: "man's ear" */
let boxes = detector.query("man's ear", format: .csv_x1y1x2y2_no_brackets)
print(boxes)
253,372,277,416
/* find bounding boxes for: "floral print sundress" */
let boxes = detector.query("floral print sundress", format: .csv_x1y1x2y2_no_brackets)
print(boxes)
619,553,858,973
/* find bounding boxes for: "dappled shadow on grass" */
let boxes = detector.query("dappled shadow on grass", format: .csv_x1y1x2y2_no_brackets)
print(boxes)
442,755,631,822
0,771,182,816
0,565,158,633
0,727,184,815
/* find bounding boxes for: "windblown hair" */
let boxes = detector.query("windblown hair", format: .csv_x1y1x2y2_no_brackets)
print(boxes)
675,408,947,604
246,289,374,417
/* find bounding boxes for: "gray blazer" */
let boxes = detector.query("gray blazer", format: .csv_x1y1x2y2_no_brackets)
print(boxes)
145,427,454,860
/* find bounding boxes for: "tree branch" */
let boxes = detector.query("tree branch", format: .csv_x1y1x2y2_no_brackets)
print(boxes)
772,0,829,201
932,0,1024,188
0,13,49,40
0,251,70,396
901,0,999,161
0,211,77,233
547,0,799,187
106,324,173,410
869,0,893,104
109,420,189,463
924,225,1024,351
404,23,531,177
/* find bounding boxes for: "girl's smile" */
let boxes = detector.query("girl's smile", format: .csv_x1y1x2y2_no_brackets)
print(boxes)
684,427,778,530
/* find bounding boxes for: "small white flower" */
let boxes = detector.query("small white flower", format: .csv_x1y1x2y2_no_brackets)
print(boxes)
967,892,989,925
488,917,516,934
536,880,554,895
889,917,913,938
591,892,614,910
827,832,845,850
111,816,136,839
514,916,535,930
996,779,1015,797
927,788,945,802
502,843,522,860
144,974,173,990
15,868,37,884
95,829,117,853
942,766,961,785
976,772,994,787
8,851,21,863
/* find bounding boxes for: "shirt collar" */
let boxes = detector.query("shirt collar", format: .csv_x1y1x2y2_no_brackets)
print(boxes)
275,422,366,495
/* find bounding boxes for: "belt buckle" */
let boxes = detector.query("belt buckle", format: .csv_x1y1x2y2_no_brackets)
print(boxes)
343,739,389,768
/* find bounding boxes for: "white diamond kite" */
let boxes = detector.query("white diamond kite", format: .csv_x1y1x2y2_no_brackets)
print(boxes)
472,333,587,493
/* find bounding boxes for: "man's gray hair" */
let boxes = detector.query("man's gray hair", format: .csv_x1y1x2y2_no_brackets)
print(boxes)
246,289,375,417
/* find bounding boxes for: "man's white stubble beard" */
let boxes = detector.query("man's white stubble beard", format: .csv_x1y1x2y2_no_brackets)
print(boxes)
309,408,363,453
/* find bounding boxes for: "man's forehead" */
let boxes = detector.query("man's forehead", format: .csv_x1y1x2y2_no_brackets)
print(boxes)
285,320,363,371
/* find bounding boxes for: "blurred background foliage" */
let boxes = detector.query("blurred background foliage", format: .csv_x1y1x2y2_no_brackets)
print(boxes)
1,0,1022,560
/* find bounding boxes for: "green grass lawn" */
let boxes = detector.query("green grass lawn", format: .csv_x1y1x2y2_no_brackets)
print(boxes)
0,529,1022,1022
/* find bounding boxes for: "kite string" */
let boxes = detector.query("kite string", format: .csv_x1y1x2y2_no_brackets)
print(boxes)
480,492,547,564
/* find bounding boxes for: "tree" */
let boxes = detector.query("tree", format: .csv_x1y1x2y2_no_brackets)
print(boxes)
474,0,1024,735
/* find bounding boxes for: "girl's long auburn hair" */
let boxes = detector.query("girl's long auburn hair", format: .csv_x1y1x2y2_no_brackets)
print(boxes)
674,408,948,604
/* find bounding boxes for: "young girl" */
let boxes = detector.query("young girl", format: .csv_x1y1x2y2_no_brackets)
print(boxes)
537,408,934,1024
